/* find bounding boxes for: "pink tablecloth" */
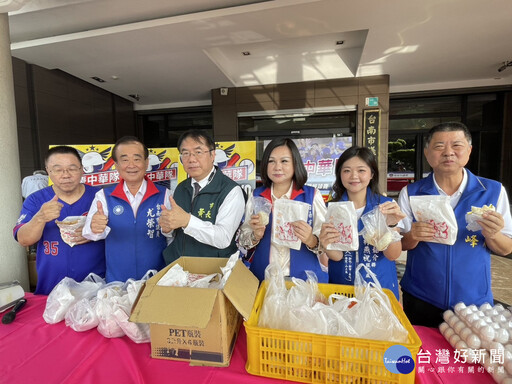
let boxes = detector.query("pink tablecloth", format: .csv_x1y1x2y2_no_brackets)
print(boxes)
414,326,495,384
0,294,496,384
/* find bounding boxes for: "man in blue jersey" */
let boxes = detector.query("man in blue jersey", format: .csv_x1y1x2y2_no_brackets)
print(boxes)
83,136,170,282
398,122,512,327
14,146,105,295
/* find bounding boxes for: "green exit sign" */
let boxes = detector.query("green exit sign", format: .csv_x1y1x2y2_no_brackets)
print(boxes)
366,97,379,107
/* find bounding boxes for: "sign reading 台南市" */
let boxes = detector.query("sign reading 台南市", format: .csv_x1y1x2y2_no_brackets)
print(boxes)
363,109,380,162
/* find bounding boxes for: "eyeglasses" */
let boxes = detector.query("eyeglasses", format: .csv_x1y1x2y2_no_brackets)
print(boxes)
180,149,213,160
49,166,82,176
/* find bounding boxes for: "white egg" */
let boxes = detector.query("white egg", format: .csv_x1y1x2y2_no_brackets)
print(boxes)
454,302,466,313
480,338,491,350
505,359,512,375
459,327,472,340
453,321,465,333
491,368,508,383
492,322,501,330
455,340,468,351
448,315,460,327
494,304,505,313
443,310,455,322
490,341,505,352
466,333,481,349
476,310,485,318
443,327,455,339
472,318,487,330
449,334,461,347
504,350,512,363
468,304,478,312
493,314,507,323
480,302,493,311
458,307,470,318
439,322,449,334
494,328,510,344
480,325,496,341
485,308,499,316
483,316,493,323
505,344,512,354
503,310,512,319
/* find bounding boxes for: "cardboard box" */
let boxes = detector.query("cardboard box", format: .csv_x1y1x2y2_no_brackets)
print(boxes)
130,257,259,367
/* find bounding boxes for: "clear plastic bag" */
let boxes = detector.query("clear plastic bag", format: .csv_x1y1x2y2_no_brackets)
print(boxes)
95,282,126,338
272,199,310,250
55,216,87,247
64,297,99,332
112,302,150,343
465,204,495,232
258,263,289,329
360,206,402,251
353,264,408,342
157,264,189,286
410,195,458,245
253,196,272,225
325,201,359,251
126,269,156,306
43,273,105,324
257,263,408,343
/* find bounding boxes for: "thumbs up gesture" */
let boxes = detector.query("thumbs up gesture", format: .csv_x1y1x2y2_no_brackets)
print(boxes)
159,196,191,232
91,200,108,234
36,195,63,223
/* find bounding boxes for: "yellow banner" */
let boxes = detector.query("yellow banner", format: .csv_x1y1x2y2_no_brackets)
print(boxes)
49,142,255,192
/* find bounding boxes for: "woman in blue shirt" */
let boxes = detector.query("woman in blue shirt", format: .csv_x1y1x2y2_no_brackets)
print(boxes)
319,146,405,300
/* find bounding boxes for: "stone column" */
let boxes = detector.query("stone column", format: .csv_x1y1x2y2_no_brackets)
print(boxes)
0,13,29,289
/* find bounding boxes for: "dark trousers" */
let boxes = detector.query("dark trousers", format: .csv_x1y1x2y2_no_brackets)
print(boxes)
402,290,445,328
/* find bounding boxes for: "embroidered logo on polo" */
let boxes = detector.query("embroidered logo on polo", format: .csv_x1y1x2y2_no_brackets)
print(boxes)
113,205,124,215
146,205,162,239
197,203,215,219
465,235,479,247
16,214,27,225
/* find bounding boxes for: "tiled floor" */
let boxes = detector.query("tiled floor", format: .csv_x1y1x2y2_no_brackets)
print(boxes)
490,254,512,306
396,252,512,306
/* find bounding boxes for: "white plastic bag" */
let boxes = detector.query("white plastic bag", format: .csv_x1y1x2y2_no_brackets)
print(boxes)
64,297,99,332
272,199,310,250
253,196,272,225
112,303,150,343
95,282,126,338
157,264,189,286
258,263,289,329
353,264,408,342
43,273,105,324
465,204,495,232
410,195,458,245
360,206,402,251
325,201,359,251
55,216,87,247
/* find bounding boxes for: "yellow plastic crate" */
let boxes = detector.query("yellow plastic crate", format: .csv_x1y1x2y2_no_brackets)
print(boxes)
244,282,421,384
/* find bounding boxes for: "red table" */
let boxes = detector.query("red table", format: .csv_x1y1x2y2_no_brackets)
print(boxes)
0,294,496,384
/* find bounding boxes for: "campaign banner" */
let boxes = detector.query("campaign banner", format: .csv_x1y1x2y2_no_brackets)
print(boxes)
50,142,255,193
49,144,179,190
177,141,256,196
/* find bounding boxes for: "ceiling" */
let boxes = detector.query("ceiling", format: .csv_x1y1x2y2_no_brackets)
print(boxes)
5,0,512,110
